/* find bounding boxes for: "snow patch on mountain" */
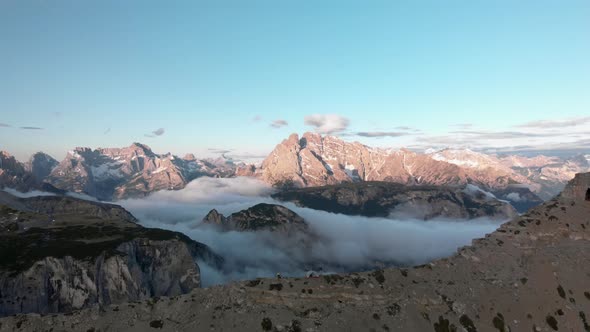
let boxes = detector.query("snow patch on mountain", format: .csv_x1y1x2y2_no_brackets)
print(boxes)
91,163,124,180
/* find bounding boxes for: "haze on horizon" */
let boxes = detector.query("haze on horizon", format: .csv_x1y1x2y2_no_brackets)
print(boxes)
1,0,589,161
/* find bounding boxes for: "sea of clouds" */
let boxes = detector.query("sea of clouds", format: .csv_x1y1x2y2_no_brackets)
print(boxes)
116,177,504,286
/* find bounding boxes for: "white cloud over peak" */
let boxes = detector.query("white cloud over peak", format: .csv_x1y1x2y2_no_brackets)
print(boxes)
304,114,350,134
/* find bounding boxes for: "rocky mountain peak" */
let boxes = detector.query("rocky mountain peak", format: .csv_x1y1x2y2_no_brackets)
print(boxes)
227,203,308,232
183,153,197,161
203,209,225,225
130,142,152,151
25,152,58,180
0,151,25,175
202,203,308,233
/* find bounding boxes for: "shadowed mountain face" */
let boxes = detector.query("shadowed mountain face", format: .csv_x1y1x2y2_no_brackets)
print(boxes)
3,173,589,331
0,151,35,191
0,191,222,317
272,181,518,220
24,152,58,181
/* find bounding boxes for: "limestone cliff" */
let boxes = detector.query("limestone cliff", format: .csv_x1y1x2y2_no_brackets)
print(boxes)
0,192,222,317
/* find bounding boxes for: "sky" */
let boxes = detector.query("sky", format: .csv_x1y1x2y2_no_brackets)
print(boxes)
1,0,589,161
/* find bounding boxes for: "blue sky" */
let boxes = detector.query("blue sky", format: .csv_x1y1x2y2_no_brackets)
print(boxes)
1,0,589,161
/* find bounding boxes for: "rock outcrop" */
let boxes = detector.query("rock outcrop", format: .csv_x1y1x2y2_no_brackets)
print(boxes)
272,181,518,220
202,203,309,235
3,173,590,331
559,172,590,201
0,191,222,317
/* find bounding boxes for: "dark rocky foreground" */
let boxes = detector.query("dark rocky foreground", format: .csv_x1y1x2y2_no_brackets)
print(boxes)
0,192,221,317
1,173,589,331
272,181,519,220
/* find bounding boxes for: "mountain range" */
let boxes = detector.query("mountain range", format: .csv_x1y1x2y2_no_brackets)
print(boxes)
1,133,588,205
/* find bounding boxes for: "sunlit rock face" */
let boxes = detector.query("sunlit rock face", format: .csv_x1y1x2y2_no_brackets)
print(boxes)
45,143,237,200
250,132,570,208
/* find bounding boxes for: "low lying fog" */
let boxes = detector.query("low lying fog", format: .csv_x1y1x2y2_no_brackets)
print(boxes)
119,177,504,287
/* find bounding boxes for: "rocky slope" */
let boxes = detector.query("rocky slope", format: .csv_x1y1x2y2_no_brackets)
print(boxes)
202,203,309,235
272,181,518,220
2,173,589,331
0,191,222,317
45,143,237,200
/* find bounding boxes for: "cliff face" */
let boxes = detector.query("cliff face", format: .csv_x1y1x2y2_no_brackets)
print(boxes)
0,238,200,316
0,191,222,317
259,133,520,189
560,172,590,201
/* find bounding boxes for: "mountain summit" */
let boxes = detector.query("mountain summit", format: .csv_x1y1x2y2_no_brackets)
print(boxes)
245,132,588,205
45,143,236,200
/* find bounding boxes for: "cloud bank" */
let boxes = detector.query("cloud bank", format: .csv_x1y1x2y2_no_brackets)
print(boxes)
517,116,590,128
118,177,503,287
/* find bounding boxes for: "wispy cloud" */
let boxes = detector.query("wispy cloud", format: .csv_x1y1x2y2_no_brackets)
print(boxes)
252,115,262,122
394,126,421,132
103,128,111,135
355,131,410,138
270,119,288,129
516,116,590,128
0,123,11,128
145,128,165,138
304,114,350,134
208,148,233,154
20,126,43,130
450,130,562,139
452,123,474,129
